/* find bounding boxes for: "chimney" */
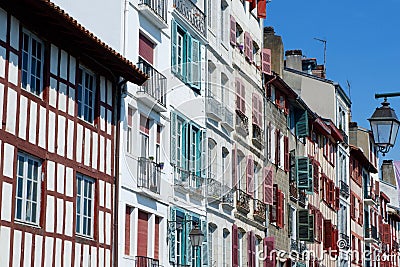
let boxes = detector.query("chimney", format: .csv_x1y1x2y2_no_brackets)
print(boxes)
263,26,284,76
285,50,302,71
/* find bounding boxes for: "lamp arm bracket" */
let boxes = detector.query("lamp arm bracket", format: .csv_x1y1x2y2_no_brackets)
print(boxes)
375,92,400,99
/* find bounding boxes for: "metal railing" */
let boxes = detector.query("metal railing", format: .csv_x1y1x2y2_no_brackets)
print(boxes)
236,189,251,213
207,177,222,200
205,96,222,120
222,186,234,206
174,167,204,195
173,0,206,37
340,180,349,198
136,256,159,267
290,239,298,252
139,0,167,22
365,225,379,241
253,199,266,221
289,181,298,201
137,57,167,107
252,124,264,148
298,191,307,207
138,157,161,194
235,111,249,136
222,106,234,130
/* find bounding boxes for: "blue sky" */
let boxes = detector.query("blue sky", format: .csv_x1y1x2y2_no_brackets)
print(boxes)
266,0,400,159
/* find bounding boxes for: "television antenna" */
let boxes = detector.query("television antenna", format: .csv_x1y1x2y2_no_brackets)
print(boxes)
314,37,327,74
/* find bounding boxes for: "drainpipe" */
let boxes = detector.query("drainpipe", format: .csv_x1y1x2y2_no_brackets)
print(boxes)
114,78,127,267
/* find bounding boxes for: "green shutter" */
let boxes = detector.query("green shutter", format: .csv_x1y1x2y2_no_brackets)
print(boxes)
191,39,201,90
306,162,314,194
169,207,176,263
296,157,309,189
185,33,192,84
170,112,177,166
295,109,309,137
201,220,208,266
308,214,315,242
297,209,309,241
171,19,177,74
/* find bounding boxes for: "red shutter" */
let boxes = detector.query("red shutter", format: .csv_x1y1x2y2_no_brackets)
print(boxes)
359,201,363,225
284,136,289,172
232,224,239,267
251,232,256,267
264,167,273,205
277,190,284,228
244,32,251,61
232,146,237,189
264,237,275,267
261,48,271,75
139,33,154,64
246,155,254,197
258,97,263,126
350,194,355,219
250,0,257,10
318,211,323,242
137,210,149,256
241,81,246,113
247,232,252,267
383,224,391,244
270,185,277,222
235,78,241,112
257,0,267,18
249,35,253,63
332,228,338,256
154,216,160,259
252,93,258,125
375,180,380,198
379,214,383,240
268,122,272,159
335,187,340,211
323,220,332,250
125,207,131,255
156,125,161,144
230,15,236,46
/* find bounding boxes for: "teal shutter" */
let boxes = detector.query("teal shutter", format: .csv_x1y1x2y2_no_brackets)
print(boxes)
169,207,177,263
306,162,314,194
295,109,309,137
201,220,208,266
185,33,192,84
182,122,188,170
171,19,177,74
185,213,193,265
297,209,309,241
191,39,201,90
296,157,310,189
171,112,177,166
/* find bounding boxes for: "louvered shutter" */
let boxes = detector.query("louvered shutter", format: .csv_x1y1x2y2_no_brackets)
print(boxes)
278,190,285,228
335,187,340,211
252,93,258,125
331,228,338,256
317,211,323,242
246,155,254,196
240,80,246,113
235,78,241,112
247,232,252,267
350,194,355,219
261,48,271,75
275,129,280,166
191,39,201,90
185,214,192,264
295,109,309,137
270,185,277,222
379,215,383,240
359,200,363,225
232,224,239,267
257,0,267,18
268,122,272,159
201,220,208,265
296,157,310,189
263,167,273,205
298,209,310,241
323,220,332,249
170,112,177,165
139,33,154,65
258,97,263,126
264,237,275,267
306,161,313,194
244,32,251,61
230,15,236,46
249,35,254,63
284,136,289,172
313,162,319,193
383,224,391,244
171,19,177,74
308,214,315,242
251,232,256,267
185,33,192,84
169,208,176,263
232,146,237,189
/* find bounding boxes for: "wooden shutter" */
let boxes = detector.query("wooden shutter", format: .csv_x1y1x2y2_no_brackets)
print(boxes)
240,80,246,113
308,214,315,242
246,155,254,197
284,136,289,172
383,224,391,244
232,146,237,188
191,39,201,90
261,48,271,75
264,237,275,267
230,15,236,46
139,33,154,64
154,217,160,260
264,167,273,205
323,220,332,250
375,180,380,199
249,35,253,63
171,19,177,74
331,228,338,256
201,220,208,266
359,200,363,225
313,162,319,193
252,93,258,126
257,0,267,19
137,210,149,256
335,187,340,211
251,232,256,267
277,190,284,228
295,109,309,137
247,232,252,267
270,185,278,222
298,209,310,241
350,194,355,219
232,224,239,267
296,157,309,189
244,32,251,61
317,211,323,242
235,78,241,112
275,129,280,166
306,161,313,194
125,206,131,255
185,34,192,84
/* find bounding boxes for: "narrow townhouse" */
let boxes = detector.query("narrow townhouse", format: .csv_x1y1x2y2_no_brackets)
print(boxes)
349,123,380,267
0,1,147,267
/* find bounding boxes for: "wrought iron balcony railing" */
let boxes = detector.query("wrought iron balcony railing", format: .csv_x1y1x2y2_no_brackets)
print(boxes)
136,256,160,267
253,199,266,222
207,177,222,201
340,180,349,198
298,191,307,207
206,96,222,121
222,186,234,206
222,106,234,131
138,157,161,194
289,181,298,201
137,57,167,108
252,124,264,149
365,225,379,242
235,111,249,136
290,239,299,252
173,0,206,37
236,189,251,214
174,167,204,196
138,0,167,23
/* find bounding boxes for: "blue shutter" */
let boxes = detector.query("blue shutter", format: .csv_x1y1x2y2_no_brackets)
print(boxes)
171,19,177,74
295,109,309,137
296,157,309,189
201,220,208,266
169,207,177,263
185,33,192,84
191,39,201,90
170,112,177,166
185,213,193,265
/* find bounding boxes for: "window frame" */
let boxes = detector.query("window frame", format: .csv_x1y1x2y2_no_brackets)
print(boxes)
76,173,95,238
77,66,96,123
15,152,42,225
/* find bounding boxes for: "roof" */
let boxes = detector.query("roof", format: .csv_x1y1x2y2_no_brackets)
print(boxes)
349,145,378,173
0,0,148,85
267,72,298,99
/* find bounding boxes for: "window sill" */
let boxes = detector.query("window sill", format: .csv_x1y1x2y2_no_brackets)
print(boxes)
122,255,136,261
21,86,43,100
14,219,41,229
76,233,95,241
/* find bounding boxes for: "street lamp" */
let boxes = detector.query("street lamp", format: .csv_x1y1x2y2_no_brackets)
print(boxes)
188,224,204,247
368,96,400,155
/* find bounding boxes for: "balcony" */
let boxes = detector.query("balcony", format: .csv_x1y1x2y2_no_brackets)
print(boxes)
289,182,298,202
222,186,234,207
205,96,222,121
207,177,222,202
136,256,159,267
290,239,299,252
236,189,251,214
138,157,161,194
173,0,206,37
253,199,266,222
221,107,234,132
174,167,204,196
299,242,307,254
340,180,349,198
365,225,380,244
298,191,307,207
252,124,264,149
364,185,377,206
138,0,168,29
235,111,249,136
340,233,350,250
137,57,167,112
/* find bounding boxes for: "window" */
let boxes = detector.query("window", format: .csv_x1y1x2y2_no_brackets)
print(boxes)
223,229,230,267
208,224,217,265
222,148,229,186
22,30,44,95
140,115,150,158
208,139,217,179
238,230,244,267
127,107,134,154
76,174,95,237
221,0,228,45
15,152,42,224
78,67,96,123
171,20,201,90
